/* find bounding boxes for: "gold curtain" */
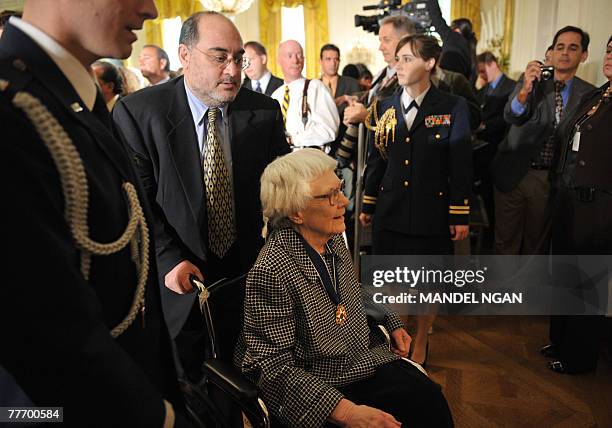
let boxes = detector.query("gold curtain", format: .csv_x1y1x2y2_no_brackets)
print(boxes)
259,0,284,77
451,0,481,41
501,0,514,71
143,0,203,47
259,0,329,79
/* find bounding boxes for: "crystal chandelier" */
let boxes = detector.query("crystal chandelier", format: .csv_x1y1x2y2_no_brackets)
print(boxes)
199,0,255,17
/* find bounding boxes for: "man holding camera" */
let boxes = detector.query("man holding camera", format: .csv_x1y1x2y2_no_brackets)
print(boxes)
491,26,595,256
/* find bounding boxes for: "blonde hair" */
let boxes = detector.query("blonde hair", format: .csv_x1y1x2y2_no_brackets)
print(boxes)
260,149,337,234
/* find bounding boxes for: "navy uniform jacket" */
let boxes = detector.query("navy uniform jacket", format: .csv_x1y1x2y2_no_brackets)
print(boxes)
0,23,185,426
362,84,473,236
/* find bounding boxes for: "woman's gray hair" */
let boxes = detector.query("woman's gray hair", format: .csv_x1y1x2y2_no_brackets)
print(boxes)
261,148,337,234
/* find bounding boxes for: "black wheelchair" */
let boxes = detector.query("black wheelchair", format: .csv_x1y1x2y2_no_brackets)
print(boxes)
181,274,425,428
181,274,270,428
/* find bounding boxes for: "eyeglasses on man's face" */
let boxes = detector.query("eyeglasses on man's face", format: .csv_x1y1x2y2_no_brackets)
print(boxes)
312,179,345,206
193,46,251,71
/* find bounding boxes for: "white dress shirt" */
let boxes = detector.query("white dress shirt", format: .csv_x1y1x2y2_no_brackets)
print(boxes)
400,85,430,130
271,77,339,148
9,17,97,111
252,70,272,94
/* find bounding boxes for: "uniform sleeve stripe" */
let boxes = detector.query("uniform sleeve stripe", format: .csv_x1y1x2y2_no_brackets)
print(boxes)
449,205,470,209
449,210,470,214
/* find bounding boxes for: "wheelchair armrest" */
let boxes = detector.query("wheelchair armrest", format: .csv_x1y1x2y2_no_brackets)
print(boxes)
202,358,259,401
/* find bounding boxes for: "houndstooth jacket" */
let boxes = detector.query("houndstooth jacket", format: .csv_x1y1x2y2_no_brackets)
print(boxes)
234,228,404,428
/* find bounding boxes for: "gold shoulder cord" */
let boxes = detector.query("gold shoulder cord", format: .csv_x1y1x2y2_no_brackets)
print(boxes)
374,107,397,160
364,102,378,131
12,91,149,338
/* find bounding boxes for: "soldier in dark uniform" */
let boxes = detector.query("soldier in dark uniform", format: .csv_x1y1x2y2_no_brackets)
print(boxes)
0,1,191,425
360,34,472,366
542,36,612,374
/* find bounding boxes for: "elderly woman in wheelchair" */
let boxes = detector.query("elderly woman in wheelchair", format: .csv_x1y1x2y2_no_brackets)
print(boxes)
234,149,453,427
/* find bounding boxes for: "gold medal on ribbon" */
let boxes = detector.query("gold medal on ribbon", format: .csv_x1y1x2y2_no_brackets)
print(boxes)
335,304,348,325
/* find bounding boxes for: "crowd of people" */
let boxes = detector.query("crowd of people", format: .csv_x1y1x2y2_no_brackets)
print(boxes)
1,0,611,426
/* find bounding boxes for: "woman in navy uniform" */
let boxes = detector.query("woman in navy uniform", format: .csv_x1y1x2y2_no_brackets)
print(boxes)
360,34,473,365
543,36,612,374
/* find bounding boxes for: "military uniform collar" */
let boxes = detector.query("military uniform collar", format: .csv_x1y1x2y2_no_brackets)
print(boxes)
9,17,97,111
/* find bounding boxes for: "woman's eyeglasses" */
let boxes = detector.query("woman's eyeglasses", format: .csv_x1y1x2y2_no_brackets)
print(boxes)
312,179,345,206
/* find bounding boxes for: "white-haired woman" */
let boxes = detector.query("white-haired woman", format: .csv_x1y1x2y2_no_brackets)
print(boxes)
234,149,453,427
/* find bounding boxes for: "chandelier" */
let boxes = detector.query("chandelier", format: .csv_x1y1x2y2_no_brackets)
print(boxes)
199,0,255,16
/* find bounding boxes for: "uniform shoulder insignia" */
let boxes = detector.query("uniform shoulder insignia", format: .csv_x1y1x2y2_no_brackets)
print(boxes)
373,106,397,160
0,57,34,100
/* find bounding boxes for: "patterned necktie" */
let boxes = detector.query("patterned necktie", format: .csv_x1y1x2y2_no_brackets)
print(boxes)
554,80,566,124
202,107,236,258
255,81,262,93
281,85,290,123
539,80,566,168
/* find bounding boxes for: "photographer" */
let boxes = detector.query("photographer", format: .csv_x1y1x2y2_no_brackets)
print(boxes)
425,0,477,82
491,26,595,256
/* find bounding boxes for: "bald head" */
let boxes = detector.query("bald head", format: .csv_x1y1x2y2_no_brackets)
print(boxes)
278,40,304,83
178,11,244,106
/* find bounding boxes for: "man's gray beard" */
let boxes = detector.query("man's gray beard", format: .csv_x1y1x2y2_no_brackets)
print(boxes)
201,87,239,107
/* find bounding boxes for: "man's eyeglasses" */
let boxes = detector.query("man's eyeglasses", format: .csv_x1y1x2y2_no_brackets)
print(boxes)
312,179,345,206
193,46,251,71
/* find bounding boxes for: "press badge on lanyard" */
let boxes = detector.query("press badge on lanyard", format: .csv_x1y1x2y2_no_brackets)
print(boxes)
571,130,581,152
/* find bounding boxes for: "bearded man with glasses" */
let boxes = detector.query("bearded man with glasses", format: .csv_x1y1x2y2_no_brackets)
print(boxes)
113,11,290,382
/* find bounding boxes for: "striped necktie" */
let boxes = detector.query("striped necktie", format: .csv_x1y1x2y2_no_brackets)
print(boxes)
255,81,262,93
281,85,290,123
202,107,236,258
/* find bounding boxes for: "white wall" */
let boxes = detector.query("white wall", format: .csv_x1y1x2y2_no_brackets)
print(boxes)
326,0,388,77
510,0,612,86
233,1,260,44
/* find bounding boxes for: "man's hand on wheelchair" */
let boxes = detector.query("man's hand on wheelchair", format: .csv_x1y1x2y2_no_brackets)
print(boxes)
390,328,411,358
164,260,203,294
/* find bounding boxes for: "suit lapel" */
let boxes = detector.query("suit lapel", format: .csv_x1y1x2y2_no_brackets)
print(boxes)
165,78,204,226
564,77,585,118
227,88,258,174
336,76,346,98
1,25,134,181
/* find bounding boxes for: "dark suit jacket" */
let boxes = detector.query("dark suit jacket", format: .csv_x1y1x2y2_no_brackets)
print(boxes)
330,75,361,119
553,82,612,190
490,75,595,192
476,73,517,145
0,23,183,426
242,73,284,96
113,77,290,336
362,84,473,236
